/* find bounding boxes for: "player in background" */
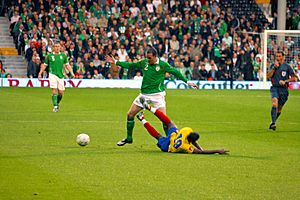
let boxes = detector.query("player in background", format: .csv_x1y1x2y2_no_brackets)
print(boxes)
267,51,297,130
136,97,229,154
105,46,198,146
38,42,75,112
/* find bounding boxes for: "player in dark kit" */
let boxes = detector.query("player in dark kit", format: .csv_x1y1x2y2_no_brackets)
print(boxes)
267,51,297,130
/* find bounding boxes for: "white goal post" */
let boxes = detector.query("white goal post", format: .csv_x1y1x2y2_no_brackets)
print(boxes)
263,30,300,89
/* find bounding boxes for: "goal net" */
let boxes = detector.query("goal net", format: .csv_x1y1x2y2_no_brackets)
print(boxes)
263,30,300,88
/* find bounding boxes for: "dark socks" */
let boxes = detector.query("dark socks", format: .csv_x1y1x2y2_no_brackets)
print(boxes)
163,124,168,135
57,94,63,105
271,107,277,124
276,112,281,119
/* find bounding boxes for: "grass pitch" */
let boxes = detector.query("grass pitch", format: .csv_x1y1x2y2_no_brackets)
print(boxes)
0,88,299,200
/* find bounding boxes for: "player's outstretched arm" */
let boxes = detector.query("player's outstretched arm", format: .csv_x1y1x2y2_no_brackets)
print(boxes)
105,55,141,69
192,141,203,151
193,148,229,155
105,55,115,64
187,82,199,89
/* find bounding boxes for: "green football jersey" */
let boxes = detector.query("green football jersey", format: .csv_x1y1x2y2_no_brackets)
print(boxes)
116,59,188,94
44,52,69,78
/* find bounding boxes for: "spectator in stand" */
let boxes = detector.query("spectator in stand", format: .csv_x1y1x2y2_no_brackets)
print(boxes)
85,61,95,78
133,71,143,80
290,54,300,76
232,53,243,80
7,0,282,80
93,69,103,79
208,65,218,81
76,61,86,78
252,54,263,81
27,56,38,78
117,45,128,62
192,61,201,80
199,64,208,80
93,54,101,69
0,69,6,78
9,10,20,36
170,35,180,53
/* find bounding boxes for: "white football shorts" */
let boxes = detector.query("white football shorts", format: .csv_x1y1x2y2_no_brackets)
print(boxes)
49,73,65,91
133,91,166,108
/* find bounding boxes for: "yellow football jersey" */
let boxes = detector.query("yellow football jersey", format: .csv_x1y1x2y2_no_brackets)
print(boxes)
168,127,194,153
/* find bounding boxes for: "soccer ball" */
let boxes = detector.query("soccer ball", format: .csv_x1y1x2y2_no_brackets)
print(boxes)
76,133,90,146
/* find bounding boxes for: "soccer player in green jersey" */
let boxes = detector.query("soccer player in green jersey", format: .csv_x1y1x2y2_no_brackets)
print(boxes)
38,43,75,112
105,46,198,146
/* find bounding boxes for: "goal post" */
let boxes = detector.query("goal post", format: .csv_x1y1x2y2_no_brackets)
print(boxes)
263,30,300,89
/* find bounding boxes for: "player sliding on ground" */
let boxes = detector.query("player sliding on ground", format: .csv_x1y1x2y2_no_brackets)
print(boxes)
137,97,229,154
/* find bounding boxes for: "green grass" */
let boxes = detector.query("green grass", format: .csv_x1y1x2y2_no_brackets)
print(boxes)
0,88,299,200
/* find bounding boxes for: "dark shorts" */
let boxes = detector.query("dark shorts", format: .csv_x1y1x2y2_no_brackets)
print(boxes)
270,86,289,106
157,127,178,152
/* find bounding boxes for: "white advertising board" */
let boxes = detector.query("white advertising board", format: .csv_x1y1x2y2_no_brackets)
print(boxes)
1,78,299,90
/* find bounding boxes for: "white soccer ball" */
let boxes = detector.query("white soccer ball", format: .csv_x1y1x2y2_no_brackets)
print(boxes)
76,133,90,146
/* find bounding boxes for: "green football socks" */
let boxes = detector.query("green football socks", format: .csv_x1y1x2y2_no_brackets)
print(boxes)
52,94,58,106
126,117,135,142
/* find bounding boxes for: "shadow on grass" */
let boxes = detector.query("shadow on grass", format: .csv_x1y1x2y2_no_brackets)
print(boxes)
0,146,162,159
1,145,272,160
225,154,272,160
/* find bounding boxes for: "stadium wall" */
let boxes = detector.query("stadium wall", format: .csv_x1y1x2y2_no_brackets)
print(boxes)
2,78,299,90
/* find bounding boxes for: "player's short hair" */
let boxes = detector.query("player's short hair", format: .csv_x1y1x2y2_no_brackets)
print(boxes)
276,50,285,56
145,45,158,57
187,132,200,143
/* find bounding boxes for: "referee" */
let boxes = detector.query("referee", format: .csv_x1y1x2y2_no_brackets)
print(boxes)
267,51,297,130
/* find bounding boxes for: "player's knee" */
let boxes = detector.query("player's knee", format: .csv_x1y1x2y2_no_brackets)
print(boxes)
272,102,278,107
271,99,278,107
127,112,135,119
167,121,176,129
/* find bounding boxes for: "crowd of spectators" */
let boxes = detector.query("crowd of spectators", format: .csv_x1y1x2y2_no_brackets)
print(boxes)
6,0,300,81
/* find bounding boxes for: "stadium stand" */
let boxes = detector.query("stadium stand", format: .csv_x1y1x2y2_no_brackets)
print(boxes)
2,0,300,80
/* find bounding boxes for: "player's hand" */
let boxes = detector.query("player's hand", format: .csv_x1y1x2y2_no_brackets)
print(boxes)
274,61,280,68
188,82,199,89
105,55,115,64
279,80,286,86
38,74,42,80
218,149,230,155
